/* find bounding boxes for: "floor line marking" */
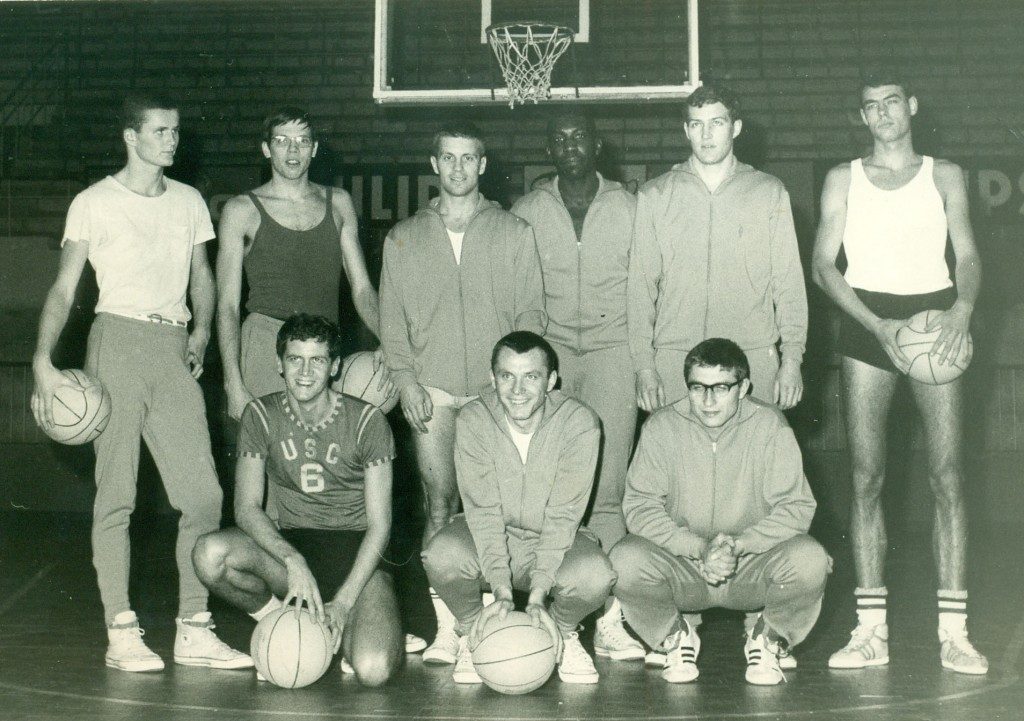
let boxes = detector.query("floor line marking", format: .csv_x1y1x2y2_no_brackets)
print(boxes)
0,572,1019,720
0,673,1017,721
0,563,54,619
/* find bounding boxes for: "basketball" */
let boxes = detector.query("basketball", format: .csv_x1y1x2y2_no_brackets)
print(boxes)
334,351,398,413
896,309,973,385
470,611,556,695
40,369,111,445
250,607,335,689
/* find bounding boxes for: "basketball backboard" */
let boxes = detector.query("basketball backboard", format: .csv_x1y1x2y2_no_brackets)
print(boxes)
373,0,699,105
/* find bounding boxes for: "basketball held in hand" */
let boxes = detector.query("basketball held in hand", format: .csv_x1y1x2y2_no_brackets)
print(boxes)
334,351,398,413
896,309,973,385
40,369,111,445
470,610,556,695
250,607,336,689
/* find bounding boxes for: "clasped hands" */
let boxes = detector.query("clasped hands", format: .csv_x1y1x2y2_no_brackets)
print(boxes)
697,533,740,586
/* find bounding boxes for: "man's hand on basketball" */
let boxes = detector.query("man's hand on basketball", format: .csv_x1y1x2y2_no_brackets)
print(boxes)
283,555,324,622
524,602,563,663
399,383,433,434
774,358,803,410
225,379,255,421
468,590,514,648
635,368,666,412
926,301,973,366
186,327,210,379
872,318,912,374
30,358,82,430
371,349,396,397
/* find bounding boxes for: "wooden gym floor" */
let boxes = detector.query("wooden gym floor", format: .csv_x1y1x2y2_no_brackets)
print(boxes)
0,499,1020,721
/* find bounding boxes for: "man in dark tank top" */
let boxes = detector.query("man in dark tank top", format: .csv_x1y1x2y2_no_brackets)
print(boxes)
216,108,392,422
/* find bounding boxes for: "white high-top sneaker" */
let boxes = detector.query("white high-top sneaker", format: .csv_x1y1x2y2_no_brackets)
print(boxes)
174,611,253,669
105,610,164,672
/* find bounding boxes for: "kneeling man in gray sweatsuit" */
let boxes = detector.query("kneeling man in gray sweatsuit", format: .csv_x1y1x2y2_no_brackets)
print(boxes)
423,331,614,687
611,337,829,686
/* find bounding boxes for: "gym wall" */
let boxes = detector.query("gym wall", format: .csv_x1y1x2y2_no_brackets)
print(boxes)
0,0,1020,526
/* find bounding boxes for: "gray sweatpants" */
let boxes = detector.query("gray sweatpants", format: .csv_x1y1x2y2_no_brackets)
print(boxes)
610,533,829,648
422,515,616,635
86,313,222,624
551,341,637,552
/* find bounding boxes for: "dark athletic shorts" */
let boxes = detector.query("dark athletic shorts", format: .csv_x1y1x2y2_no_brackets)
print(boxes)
837,286,957,372
279,527,368,598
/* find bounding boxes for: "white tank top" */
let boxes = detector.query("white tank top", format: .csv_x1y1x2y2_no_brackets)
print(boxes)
842,156,952,295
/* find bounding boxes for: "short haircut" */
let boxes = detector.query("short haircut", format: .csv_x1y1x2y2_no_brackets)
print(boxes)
263,107,316,143
490,331,559,376
431,121,485,158
276,313,343,362
685,84,742,122
683,338,750,383
546,110,597,139
860,68,913,101
120,93,178,132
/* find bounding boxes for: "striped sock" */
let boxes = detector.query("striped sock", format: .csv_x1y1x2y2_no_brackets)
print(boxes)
854,587,888,627
938,589,968,635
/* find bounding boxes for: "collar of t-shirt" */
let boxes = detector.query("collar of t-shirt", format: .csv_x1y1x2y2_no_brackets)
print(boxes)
505,417,534,463
446,227,465,264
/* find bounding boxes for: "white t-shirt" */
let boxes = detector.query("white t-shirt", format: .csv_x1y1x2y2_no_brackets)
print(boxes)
62,176,215,323
446,228,465,265
505,417,534,463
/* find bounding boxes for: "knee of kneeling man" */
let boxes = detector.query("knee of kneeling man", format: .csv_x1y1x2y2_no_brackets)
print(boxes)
569,557,617,600
353,652,397,688
191,533,228,578
608,537,648,584
421,534,468,578
787,536,831,586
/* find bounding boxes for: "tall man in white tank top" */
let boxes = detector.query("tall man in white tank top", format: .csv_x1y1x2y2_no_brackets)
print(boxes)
811,72,986,675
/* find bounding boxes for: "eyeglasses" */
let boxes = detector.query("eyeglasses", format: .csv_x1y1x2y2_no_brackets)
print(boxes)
269,135,314,148
686,380,742,397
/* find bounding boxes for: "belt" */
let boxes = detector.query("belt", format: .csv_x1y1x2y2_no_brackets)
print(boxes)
136,313,188,328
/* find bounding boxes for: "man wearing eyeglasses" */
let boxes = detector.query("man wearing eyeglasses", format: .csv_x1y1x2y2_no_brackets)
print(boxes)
609,338,828,686
627,85,807,413
217,107,392,423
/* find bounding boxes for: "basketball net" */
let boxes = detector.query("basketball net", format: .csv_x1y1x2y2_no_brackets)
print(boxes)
486,22,574,108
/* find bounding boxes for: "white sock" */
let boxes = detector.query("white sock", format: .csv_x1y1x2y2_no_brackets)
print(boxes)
249,596,283,622
430,587,456,630
854,587,887,628
109,610,139,628
938,589,968,636
601,596,623,622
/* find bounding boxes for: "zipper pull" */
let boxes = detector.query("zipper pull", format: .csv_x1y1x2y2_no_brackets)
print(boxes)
712,441,717,453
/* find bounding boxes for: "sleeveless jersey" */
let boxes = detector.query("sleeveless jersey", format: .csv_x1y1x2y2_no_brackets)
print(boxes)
842,156,952,295
238,392,395,531
243,186,343,323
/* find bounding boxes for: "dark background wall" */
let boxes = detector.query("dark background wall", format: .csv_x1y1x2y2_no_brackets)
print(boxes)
0,0,1021,531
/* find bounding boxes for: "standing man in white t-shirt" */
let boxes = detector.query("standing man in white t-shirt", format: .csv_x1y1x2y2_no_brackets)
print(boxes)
31,94,250,673
812,71,986,675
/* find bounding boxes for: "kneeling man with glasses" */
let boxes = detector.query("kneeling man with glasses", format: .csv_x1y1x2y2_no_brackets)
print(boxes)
609,338,829,686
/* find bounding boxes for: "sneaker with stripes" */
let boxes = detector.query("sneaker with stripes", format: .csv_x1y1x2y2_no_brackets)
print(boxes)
661,620,700,683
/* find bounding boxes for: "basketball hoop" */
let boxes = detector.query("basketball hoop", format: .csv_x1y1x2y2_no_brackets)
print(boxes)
486,21,574,108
